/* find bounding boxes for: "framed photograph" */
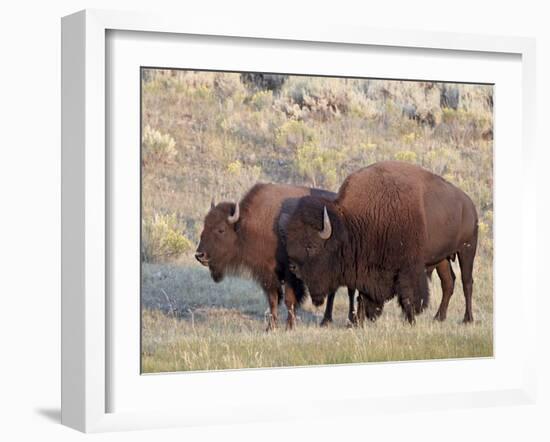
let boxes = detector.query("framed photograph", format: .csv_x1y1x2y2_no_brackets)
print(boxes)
61,9,537,432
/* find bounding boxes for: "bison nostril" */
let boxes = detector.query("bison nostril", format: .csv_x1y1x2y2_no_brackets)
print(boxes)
195,252,206,262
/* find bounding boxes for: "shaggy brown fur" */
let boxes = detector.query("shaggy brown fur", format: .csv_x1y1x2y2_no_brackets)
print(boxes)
284,161,478,324
195,183,356,330
357,258,457,325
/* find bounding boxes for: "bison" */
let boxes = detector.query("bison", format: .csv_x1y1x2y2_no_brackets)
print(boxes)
195,183,357,330
283,161,478,324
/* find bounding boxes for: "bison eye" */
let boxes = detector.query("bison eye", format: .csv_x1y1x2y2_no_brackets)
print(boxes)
217,228,225,234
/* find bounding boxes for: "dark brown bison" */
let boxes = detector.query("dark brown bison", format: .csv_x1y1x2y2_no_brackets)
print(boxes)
278,203,358,327
195,183,357,330
284,161,478,324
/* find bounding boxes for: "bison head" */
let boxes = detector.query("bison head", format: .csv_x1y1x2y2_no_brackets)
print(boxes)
284,196,345,306
195,200,241,282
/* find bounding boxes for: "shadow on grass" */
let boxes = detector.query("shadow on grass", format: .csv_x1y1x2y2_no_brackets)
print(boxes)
141,262,342,327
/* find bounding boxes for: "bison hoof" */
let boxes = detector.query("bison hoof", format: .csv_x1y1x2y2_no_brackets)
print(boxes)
320,318,332,327
433,311,446,321
346,315,359,328
463,314,474,324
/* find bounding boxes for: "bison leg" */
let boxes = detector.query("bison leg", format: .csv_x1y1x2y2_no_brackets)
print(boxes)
356,293,365,327
320,292,336,327
265,288,280,332
364,296,383,321
397,268,428,324
356,291,382,326
458,237,477,323
434,259,456,321
399,295,416,325
284,273,306,330
284,285,298,330
347,288,358,326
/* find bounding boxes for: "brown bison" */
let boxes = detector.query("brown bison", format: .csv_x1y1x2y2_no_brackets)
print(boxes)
195,183,357,330
283,161,478,324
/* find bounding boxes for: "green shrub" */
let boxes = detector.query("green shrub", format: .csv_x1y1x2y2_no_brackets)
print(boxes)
142,213,193,263
295,142,344,189
226,160,243,175
212,161,263,201
275,120,316,150
440,108,492,147
249,90,273,111
213,73,246,102
424,147,461,176
142,126,177,166
283,77,362,120
394,150,418,163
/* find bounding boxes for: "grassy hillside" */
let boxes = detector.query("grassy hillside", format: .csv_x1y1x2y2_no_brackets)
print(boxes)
141,69,493,372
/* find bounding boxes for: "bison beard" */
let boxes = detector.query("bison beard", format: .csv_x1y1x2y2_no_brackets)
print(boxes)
284,161,478,324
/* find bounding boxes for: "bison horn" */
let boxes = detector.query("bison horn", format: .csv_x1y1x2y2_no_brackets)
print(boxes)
319,206,332,240
227,202,240,224
210,199,216,209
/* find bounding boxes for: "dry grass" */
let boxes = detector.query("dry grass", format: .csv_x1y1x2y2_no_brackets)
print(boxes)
141,255,493,373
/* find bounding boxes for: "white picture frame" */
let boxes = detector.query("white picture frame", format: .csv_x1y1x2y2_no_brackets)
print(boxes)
61,9,537,433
